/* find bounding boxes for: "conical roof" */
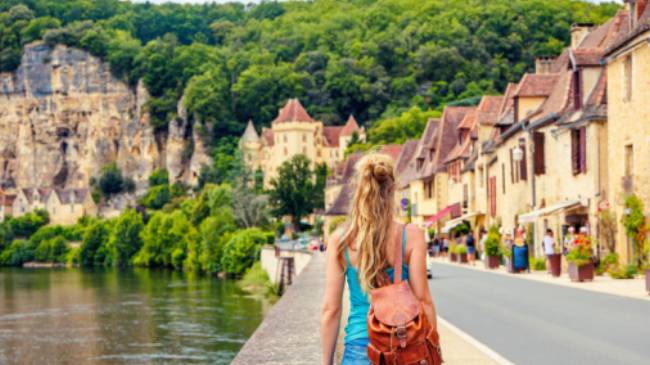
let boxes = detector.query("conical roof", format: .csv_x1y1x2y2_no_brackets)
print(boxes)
341,115,361,136
241,120,260,142
273,99,315,123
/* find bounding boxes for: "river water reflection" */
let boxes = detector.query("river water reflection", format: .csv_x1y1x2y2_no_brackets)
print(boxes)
0,268,267,364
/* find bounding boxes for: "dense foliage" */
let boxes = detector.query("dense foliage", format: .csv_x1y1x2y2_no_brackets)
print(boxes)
0,0,620,145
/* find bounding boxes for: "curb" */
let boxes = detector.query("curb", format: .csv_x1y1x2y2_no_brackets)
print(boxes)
438,316,515,365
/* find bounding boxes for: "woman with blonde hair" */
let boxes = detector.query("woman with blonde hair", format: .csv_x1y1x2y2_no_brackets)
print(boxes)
320,153,438,364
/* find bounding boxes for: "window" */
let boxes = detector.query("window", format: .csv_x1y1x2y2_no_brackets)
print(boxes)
489,176,497,217
625,144,633,177
303,147,307,154
533,132,545,175
302,133,307,142
284,147,288,156
573,69,583,109
416,158,424,171
424,180,433,199
623,55,632,102
478,166,484,188
317,149,321,158
463,184,468,209
519,139,528,181
571,127,587,174
283,134,288,143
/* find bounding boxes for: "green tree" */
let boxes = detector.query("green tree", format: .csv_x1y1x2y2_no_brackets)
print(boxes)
79,220,111,267
268,154,318,231
148,168,169,187
109,208,144,266
220,228,268,276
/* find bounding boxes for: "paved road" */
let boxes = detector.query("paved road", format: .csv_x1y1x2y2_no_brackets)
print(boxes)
429,262,650,365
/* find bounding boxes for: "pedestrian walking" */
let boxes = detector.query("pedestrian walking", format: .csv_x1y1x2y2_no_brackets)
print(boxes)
543,229,556,272
563,226,576,255
320,153,441,365
466,231,476,265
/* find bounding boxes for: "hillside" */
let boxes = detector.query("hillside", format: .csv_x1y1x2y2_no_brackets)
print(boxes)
0,0,620,147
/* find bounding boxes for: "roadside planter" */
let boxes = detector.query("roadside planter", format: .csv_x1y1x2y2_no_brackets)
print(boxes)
450,252,458,262
485,255,500,269
566,236,594,282
547,253,562,277
568,261,594,282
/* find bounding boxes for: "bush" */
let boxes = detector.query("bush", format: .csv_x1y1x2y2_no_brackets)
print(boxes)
608,264,638,279
596,252,619,275
139,184,171,210
484,226,501,257
531,257,546,271
109,209,144,266
134,210,195,269
220,228,269,276
79,221,111,267
455,244,467,255
9,209,49,237
97,163,134,197
148,168,169,187
237,262,279,299
0,240,32,266
34,236,68,263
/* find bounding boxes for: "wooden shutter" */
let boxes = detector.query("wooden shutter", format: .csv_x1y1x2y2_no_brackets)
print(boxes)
579,127,587,173
571,129,580,175
509,149,515,183
520,139,528,181
533,132,546,175
489,176,497,217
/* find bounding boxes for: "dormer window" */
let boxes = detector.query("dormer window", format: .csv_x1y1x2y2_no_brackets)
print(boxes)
416,158,424,170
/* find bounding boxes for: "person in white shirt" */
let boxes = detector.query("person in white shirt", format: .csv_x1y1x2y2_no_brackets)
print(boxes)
543,228,556,272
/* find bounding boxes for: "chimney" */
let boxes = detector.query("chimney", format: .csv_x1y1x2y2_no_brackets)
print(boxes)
535,57,555,74
570,23,594,49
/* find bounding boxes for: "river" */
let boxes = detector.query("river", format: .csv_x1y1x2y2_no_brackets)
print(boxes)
0,267,268,364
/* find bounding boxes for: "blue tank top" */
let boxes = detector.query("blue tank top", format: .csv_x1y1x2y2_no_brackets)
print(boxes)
343,226,409,345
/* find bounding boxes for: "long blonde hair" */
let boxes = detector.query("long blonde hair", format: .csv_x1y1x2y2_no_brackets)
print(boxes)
339,153,397,292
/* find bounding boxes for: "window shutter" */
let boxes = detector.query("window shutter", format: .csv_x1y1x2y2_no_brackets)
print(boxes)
520,140,528,181
489,176,496,217
579,127,587,173
571,130,580,175
509,149,515,183
534,132,545,175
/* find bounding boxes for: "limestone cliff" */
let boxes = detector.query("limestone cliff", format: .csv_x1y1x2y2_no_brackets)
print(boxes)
0,42,211,192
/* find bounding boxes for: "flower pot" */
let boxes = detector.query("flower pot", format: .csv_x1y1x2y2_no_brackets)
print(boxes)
459,253,468,264
645,270,650,295
485,255,500,269
450,253,457,262
568,261,594,282
548,253,562,277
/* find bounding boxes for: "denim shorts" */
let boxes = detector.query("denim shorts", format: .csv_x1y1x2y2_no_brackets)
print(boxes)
342,339,370,365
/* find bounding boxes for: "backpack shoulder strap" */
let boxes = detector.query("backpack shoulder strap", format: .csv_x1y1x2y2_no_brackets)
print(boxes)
394,224,406,284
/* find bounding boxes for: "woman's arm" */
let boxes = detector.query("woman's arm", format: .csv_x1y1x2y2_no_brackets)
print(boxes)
407,225,438,330
320,233,345,365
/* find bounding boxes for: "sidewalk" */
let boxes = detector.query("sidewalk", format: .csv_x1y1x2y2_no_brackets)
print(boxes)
431,257,649,301
437,317,509,365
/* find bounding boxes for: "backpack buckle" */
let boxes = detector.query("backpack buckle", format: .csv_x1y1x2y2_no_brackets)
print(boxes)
396,326,407,348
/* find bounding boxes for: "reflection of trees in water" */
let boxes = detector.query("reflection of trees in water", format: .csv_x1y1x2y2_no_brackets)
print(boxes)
0,268,266,364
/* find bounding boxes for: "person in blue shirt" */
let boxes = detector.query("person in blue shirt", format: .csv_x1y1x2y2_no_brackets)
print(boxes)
320,153,438,365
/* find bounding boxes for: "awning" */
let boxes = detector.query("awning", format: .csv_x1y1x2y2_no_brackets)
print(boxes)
424,203,461,227
441,212,483,233
518,199,587,224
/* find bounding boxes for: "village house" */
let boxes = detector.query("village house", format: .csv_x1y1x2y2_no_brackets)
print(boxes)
604,0,650,263
240,99,365,187
46,188,98,226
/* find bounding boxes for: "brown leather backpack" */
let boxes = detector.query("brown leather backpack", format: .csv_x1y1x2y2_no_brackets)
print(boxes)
367,226,443,365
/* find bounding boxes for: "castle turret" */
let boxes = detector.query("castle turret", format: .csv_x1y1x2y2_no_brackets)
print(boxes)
240,120,262,169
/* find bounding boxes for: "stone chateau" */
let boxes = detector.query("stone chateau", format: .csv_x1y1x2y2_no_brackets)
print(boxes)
240,98,365,187
325,0,650,265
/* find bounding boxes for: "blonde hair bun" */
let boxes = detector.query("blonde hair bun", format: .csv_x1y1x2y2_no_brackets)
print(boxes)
372,163,390,182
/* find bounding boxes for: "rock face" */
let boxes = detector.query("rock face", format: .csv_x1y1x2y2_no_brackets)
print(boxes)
0,42,211,191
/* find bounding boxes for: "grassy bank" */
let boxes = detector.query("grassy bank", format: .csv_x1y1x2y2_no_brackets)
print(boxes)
237,262,279,302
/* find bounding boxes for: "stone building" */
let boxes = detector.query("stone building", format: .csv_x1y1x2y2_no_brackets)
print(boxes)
604,0,650,262
240,99,365,187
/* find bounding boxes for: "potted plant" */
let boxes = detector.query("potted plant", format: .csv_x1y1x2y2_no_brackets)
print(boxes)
449,244,458,262
484,226,501,269
547,248,562,277
457,244,468,264
566,235,594,282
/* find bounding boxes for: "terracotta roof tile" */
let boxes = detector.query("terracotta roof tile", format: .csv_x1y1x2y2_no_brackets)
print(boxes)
457,109,477,130
325,153,363,216
534,70,573,121
341,115,361,136
582,10,631,50
514,73,560,97
380,144,402,162
395,140,419,176
272,99,315,124
323,126,343,147
572,48,604,66
605,9,645,56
